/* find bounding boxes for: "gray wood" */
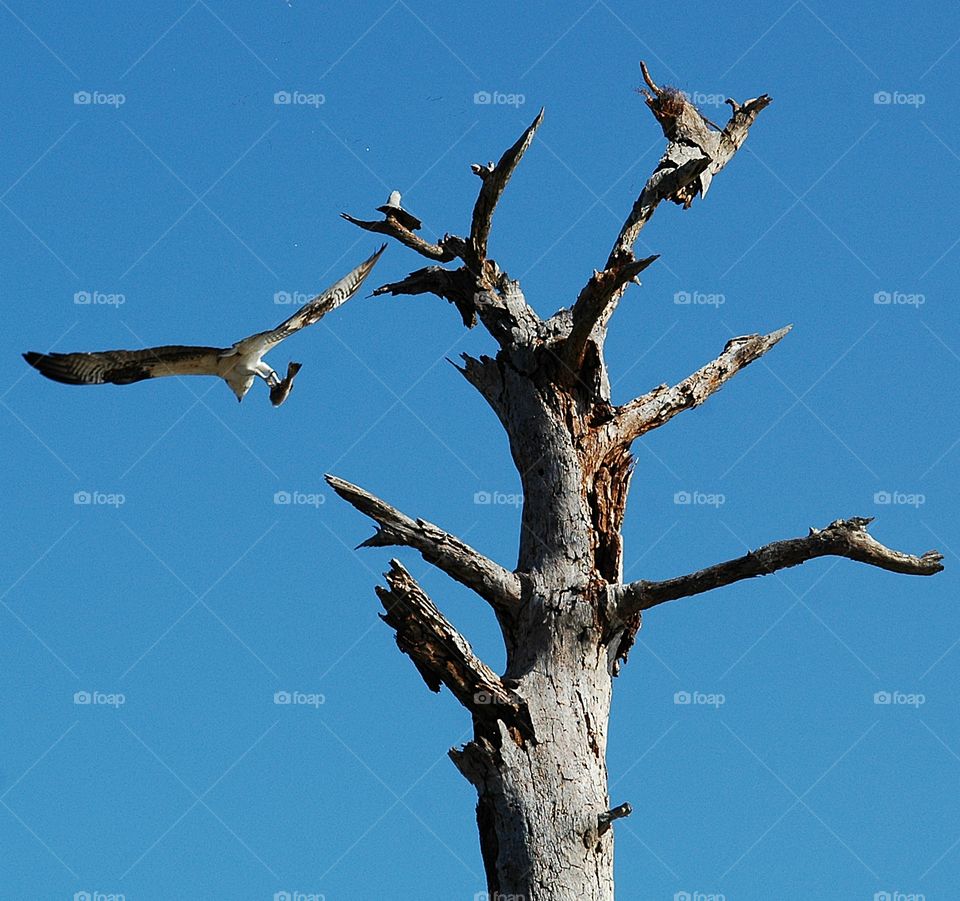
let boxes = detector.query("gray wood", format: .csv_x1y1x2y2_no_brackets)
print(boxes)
331,64,942,899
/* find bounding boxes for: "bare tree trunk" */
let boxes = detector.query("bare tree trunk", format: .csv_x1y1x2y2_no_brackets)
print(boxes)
329,63,943,899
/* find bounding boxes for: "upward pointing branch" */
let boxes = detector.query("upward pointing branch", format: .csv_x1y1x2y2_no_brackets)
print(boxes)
563,254,659,376
611,63,771,265
326,475,522,613
604,326,791,449
469,108,545,267
563,65,771,380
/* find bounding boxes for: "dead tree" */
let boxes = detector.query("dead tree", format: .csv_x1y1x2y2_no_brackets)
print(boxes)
329,63,944,900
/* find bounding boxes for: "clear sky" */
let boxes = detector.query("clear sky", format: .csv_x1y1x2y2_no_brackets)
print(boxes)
2,2,958,899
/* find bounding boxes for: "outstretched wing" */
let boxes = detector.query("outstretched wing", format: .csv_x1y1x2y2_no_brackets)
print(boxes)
23,345,223,386
234,244,386,355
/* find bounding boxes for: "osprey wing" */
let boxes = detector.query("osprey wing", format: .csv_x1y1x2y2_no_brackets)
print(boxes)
235,245,386,355
23,345,223,386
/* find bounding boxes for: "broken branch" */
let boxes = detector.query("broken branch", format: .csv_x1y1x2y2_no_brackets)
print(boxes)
373,265,480,328
339,212,458,262
598,802,632,835
326,474,522,613
469,108,544,266
610,64,771,265
605,326,791,447
563,254,659,376
615,517,944,618
377,560,533,738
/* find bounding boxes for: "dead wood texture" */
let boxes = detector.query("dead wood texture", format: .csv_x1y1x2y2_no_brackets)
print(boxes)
330,65,941,900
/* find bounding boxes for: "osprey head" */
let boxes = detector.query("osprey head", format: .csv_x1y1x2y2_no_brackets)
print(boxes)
225,371,255,403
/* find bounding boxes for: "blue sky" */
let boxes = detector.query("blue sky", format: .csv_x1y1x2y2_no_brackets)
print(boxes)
2,1,958,898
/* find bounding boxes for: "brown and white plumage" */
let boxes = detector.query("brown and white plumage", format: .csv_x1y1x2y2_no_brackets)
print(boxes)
23,245,385,406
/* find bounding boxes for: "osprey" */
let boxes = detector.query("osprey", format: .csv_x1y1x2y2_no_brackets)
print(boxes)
23,245,385,406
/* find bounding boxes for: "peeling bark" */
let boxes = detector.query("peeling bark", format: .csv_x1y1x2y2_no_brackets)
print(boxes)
330,64,942,899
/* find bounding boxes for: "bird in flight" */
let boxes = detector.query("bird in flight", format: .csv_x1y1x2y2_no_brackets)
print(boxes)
23,245,385,406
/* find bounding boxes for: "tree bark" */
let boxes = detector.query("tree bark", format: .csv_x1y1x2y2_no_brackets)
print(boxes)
330,66,942,899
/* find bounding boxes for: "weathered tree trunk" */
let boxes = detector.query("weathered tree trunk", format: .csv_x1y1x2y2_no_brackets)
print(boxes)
328,63,943,899
451,355,620,899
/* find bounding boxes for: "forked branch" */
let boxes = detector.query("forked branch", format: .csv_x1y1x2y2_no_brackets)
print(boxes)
604,326,791,448
326,474,522,613
564,63,770,373
564,254,659,375
377,560,533,739
615,517,944,618
611,62,772,265
345,116,545,345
